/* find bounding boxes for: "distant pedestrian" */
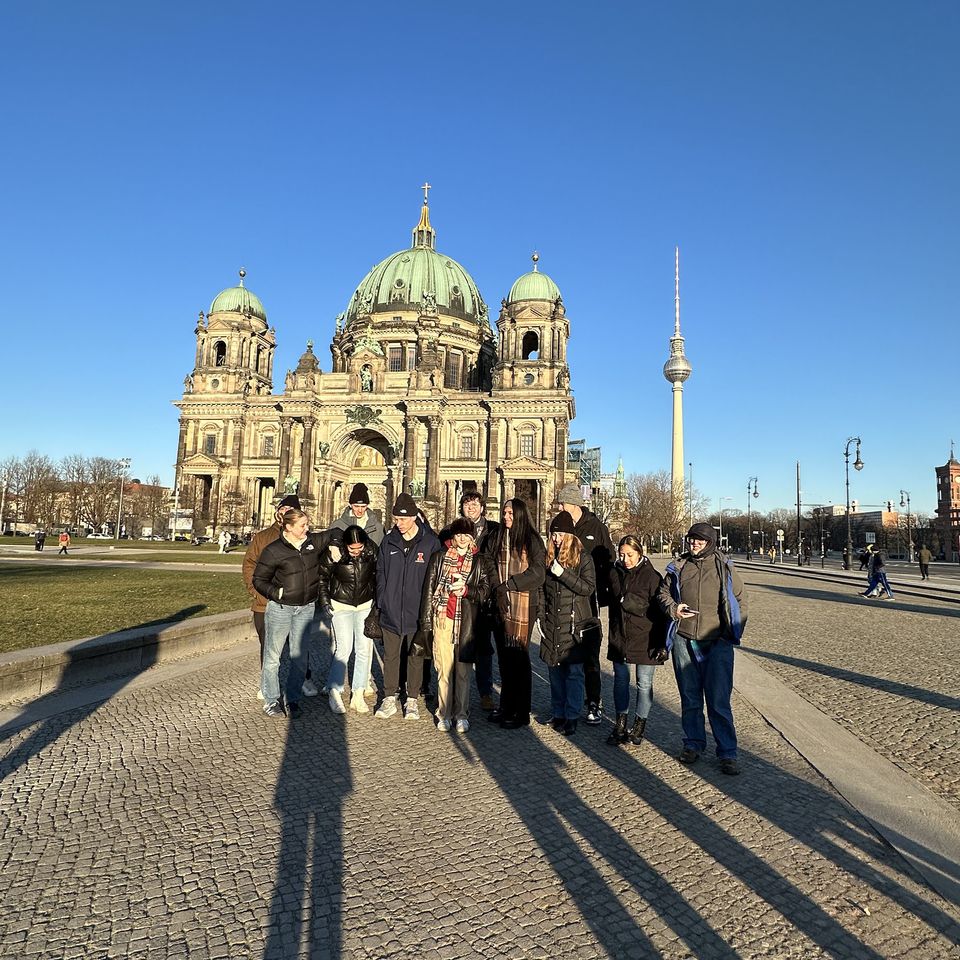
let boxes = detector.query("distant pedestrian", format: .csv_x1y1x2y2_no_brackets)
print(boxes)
555,483,615,726
373,493,441,721
487,498,545,730
658,522,748,776
35,530,46,551
539,512,598,737
768,546,775,564
606,535,669,747
862,549,894,599
252,509,327,719
218,529,230,554
57,531,70,556
418,517,495,733
318,525,378,715
858,545,873,571
917,545,932,581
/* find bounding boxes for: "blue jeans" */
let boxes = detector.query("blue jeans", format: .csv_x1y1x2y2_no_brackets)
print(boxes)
329,606,373,694
612,662,656,718
475,650,494,697
261,600,315,705
671,636,737,759
548,662,585,720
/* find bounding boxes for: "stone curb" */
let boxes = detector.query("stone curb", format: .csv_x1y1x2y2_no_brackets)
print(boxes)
0,609,254,708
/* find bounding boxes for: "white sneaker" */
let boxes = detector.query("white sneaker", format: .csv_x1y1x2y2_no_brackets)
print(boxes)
404,698,420,721
328,690,347,715
365,681,377,698
455,718,470,734
436,717,452,732
350,691,369,714
302,679,319,697
375,696,398,720
256,688,265,702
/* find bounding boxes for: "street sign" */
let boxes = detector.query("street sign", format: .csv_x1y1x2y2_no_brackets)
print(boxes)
865,532,876,544
776,528,785,541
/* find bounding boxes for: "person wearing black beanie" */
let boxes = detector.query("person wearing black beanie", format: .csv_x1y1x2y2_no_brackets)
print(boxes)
329,482,385,547
657,522,748,775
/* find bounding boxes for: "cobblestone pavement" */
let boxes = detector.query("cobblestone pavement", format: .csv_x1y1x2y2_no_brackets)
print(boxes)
738,565,960,810
3,623,959,960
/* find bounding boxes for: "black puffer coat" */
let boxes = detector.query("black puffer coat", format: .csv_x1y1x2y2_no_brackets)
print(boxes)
317,544,377,609
252,531,331,606
607,558,668,665
539,551,598,667
416,544,496,662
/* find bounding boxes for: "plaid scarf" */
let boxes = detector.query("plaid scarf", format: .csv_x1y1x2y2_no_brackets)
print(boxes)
498,537,530,648
432,545,475,645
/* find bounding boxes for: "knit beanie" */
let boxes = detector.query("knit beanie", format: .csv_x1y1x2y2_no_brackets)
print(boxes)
392,493,418,517
277,495,302,510
348,483,370,505
555,483,586,507
686,522,716,544
549,512,577,535
448,517,475,538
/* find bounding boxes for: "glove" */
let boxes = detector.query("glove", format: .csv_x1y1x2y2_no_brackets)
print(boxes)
648,646,669,664
550,559,564,577
496,584,510,619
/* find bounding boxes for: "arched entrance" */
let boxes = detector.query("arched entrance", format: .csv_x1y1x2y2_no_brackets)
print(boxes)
333,429,399,522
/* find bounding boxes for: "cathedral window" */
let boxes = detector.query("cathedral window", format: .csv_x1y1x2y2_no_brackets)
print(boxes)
520,432,535,458
262,435,275,457
460,434,474,460
204,434,217,455
255,345,263,373
388,345,404,372
444,350,462,389
407,345,416,370
214,341,227,366
522,331,539,360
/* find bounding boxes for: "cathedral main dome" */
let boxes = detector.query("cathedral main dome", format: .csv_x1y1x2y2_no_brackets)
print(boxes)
344,195,487,327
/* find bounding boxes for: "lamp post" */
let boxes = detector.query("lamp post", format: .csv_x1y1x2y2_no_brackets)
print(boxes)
687,461,693,525
844,437,863,569
717,496,732,551
115,458,131,541
745,476,758,558
899,489,912,562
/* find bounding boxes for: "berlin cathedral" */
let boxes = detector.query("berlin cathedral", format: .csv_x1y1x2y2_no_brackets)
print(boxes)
173,188,577,534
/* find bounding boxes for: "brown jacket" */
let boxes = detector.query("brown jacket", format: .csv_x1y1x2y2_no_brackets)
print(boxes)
243,522,283,613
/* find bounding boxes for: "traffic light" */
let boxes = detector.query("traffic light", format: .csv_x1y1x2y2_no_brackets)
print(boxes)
886,500,893,512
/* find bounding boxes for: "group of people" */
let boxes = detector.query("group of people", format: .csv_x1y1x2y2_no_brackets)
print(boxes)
858,545,894,599
242,482,749,774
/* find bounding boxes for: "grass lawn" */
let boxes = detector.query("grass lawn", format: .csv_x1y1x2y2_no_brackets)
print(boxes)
0,540,245,564
0,564,250,652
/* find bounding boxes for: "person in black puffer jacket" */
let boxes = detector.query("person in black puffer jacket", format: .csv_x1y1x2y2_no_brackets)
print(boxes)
538,512,598,737
606,535,669,747
318,525,378,715
253,509,333,718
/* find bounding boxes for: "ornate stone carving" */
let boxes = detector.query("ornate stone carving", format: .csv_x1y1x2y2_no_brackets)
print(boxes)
317,441,331,460
345,405,384,427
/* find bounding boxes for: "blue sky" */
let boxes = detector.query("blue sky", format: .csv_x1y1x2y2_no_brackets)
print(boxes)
2,1,957,517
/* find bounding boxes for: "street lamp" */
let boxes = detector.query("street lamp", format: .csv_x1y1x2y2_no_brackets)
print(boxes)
746,476,758,558
844,437,863,569
717,495,733,551
116,458,131,540
899,489,912,562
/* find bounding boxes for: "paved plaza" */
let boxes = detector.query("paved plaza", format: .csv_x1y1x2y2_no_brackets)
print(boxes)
1,565,959,959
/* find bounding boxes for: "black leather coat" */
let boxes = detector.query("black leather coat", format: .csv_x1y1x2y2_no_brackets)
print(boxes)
318,544,377,609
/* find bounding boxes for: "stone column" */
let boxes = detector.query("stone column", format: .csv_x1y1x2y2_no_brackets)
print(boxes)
231,418,244,466
427,416,442,499
403,415,418,493
277,417,293,488
176,419,188,467
486,418,500,507
544,417,557,463
299,419,315,501
445,481,456,524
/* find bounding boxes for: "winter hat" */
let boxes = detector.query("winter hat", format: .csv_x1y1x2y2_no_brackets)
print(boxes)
277,495,302,510
549,512,577,535
449,517,476,538
686,522,716,544
348,483,370,505
555,483,586,507
392,493,418,517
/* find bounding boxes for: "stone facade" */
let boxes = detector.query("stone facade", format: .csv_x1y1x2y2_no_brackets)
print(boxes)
173,198,576,534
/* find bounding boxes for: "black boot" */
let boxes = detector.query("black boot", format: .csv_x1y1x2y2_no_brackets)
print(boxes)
606,713,629,745
628,717,647,745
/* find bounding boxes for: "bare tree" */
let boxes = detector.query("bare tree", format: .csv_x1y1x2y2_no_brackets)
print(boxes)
84,457,121,532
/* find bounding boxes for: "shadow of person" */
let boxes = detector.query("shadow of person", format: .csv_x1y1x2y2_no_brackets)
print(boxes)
261,705,352,959
0,605,207,780
748,581,960,619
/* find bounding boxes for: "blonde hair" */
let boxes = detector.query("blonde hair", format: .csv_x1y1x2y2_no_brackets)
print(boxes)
282,509,309,529
546,532,582,568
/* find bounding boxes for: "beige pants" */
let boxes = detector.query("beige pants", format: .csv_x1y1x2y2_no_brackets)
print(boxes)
433,613,472,721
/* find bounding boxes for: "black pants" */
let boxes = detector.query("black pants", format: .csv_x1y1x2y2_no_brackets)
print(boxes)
583,626,603,706
919,563,930,580
494,627,531,721
383,629,423,701
253,611,266,666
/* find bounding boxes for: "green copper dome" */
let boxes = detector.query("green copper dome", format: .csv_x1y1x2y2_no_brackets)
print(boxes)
209,271,267,322
345,198,487,326
507,259,561,304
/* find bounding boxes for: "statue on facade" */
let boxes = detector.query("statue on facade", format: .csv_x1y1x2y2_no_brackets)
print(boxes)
317,441,330,460
283,476,299,495
360,365,373,392
556,367,570,389
183,374,194,394
285,370,295,392
335,312,345,333
420,290,437,315
552,295,566,319
411,479,425,498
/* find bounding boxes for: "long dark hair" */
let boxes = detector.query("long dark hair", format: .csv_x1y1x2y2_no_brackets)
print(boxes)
492,498,538,559
342,524,369,547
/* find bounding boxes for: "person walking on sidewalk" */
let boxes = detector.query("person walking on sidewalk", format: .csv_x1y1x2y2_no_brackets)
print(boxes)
319,524,378,715
862,548,895,599
554,483,615,725
488,498,545,730
918,545,932,581
459,491,500,712
658,522,748,775
57,531,70,556
373,493,440,722
539,512,598,737
606,535,669,747
253,509,328,720
418,517,495,733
